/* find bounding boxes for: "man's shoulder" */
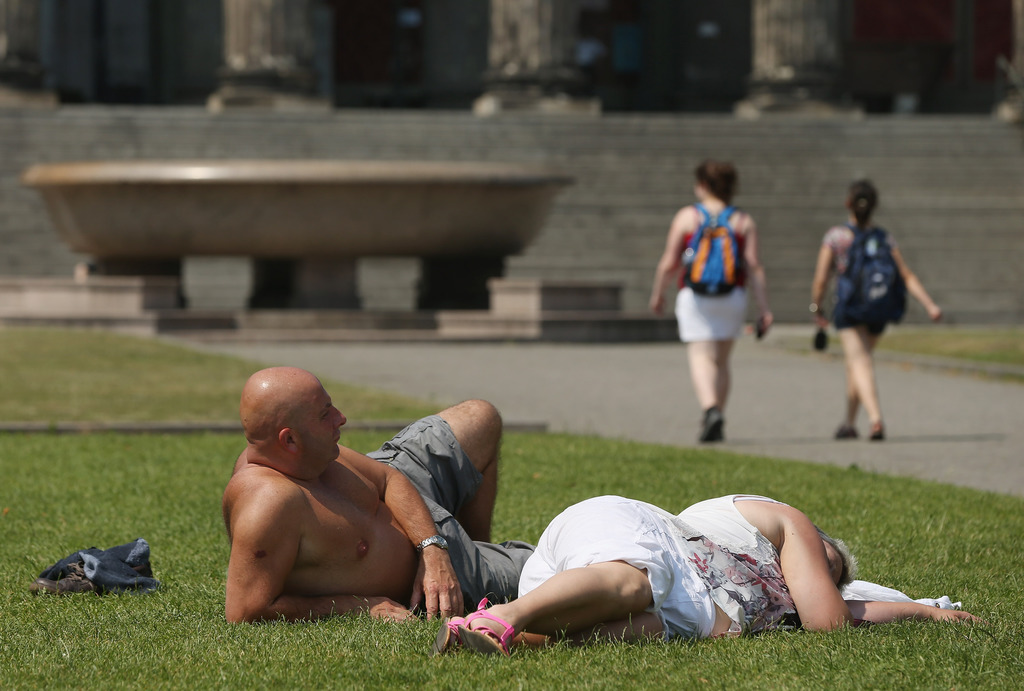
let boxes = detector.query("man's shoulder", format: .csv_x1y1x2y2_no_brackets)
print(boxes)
224,462,307,511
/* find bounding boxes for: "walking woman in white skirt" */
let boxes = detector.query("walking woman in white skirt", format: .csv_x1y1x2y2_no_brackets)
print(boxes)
649,160,772,442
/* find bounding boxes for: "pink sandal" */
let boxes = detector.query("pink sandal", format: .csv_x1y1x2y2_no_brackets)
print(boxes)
457,603,517,657
431,615,466,656
430,598,489,657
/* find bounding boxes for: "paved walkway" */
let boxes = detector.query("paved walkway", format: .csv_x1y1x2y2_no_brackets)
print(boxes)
191,329,1024,498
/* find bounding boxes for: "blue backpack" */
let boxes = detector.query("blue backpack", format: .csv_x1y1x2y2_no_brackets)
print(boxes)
682,204,742,295
834,225,906,325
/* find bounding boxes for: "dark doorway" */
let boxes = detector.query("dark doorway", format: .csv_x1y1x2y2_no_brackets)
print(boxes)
327,0,424,106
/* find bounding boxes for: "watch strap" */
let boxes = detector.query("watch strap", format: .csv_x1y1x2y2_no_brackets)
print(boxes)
416,534,448,552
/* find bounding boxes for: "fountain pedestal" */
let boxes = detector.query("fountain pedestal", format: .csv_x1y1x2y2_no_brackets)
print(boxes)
21,160,572,311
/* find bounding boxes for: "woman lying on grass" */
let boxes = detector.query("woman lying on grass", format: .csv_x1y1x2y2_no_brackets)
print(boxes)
432,494,982,656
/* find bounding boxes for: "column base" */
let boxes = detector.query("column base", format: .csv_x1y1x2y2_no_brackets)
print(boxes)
474,89,600,117
206,86,330,113
994,94,1024,124
0,83,57,108
734,91,862,119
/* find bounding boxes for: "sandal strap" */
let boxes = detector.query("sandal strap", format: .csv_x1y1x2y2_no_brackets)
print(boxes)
446,597,488,633
462,607,516,652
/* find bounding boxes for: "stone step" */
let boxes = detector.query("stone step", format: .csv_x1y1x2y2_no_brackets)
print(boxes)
0,276,180,315
237,309,438,331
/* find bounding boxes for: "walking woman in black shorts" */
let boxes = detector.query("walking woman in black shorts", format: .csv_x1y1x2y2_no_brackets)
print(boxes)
810,180,942,441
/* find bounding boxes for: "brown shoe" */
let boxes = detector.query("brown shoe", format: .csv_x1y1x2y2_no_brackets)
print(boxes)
29,577,59,595
29,562,96,595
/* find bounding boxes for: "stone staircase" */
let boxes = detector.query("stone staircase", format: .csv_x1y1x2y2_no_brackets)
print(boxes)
1,107,1022,335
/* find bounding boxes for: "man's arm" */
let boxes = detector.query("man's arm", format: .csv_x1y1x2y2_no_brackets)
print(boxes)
338,447,464,618
224,479,412,623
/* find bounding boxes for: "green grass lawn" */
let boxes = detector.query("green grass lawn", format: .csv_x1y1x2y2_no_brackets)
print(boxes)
0,327,438,423
1,327,1021,689
878,327,1024,368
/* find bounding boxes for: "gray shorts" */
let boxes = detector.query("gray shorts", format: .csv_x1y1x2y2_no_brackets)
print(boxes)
367,415,534,609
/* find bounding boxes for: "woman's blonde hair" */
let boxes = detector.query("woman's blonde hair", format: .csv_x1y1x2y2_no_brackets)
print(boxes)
817,528,859,588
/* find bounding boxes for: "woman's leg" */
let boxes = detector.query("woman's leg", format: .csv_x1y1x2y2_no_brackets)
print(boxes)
841,352,860,427
713,339,735,410
467,561,654,640
686,339,734,411
838,326,883,427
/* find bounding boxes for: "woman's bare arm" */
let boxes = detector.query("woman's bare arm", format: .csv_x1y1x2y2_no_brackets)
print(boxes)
810,244,834,328
739,213,772,328
735,500,852,631
649,206,696,314
847,600,983,624
891,246,942,321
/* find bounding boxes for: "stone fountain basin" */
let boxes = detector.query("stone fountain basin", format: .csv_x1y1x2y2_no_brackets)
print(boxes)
21,160,573,259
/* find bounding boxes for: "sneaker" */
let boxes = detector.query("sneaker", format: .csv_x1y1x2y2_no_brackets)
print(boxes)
699,407,725,443
834,424,858,440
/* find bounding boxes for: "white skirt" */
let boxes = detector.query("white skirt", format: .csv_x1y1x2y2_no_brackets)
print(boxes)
517,495,716,640
675,286,747,342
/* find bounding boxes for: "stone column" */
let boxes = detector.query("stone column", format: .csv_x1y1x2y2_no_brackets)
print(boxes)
996,0,1024,122
474,0,599,115
735,0,850,117
207,0,327,111
0,0,55,106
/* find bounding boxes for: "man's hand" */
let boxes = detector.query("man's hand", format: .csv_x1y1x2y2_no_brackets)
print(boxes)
363,596,417,622
409,546,463,619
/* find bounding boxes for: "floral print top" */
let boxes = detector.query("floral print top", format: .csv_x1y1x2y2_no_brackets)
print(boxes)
683,532,795,635
664,513,796,636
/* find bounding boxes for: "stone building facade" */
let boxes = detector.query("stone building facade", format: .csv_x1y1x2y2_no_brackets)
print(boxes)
2,1,1023,324
1,0,1020,115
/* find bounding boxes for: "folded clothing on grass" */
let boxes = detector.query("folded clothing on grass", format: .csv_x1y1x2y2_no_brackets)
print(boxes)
842,579,961,610
32,537,160,595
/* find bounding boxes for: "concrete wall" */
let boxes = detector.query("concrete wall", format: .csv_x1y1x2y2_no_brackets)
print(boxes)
2,106,1022,323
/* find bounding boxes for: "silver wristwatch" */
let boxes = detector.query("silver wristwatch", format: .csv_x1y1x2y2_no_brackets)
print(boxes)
416,534,449,552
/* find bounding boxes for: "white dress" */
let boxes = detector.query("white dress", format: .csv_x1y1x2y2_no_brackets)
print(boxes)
517,495,717,639
517,495,795,639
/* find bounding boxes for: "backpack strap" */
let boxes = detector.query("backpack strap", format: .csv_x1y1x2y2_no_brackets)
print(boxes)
714,205,736,230
688,204,711,250
694,204,734,234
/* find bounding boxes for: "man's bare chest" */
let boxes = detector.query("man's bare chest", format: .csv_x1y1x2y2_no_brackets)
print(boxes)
295,467,395,564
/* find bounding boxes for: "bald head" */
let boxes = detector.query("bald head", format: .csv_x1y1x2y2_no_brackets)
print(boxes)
240,367,324,444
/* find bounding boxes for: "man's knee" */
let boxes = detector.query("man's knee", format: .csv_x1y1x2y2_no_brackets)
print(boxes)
441,399,501,431
440,399,502,464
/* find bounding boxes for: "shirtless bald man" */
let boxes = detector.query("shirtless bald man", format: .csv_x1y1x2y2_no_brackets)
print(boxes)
222,366,534,623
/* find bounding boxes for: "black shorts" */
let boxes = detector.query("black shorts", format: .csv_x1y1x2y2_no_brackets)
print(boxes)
834,315,887,335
